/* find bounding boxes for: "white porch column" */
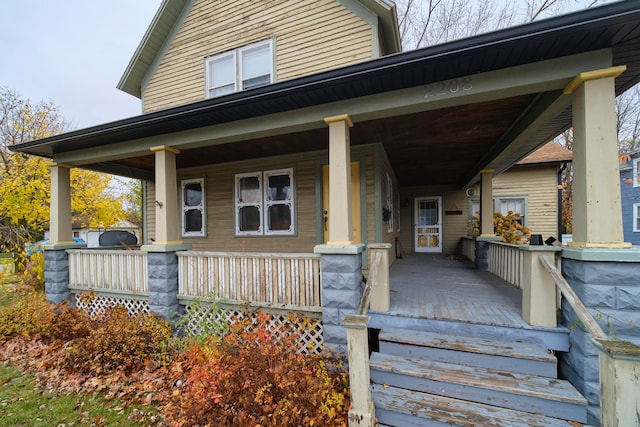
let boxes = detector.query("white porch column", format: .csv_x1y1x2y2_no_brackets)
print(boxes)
564,66,630,248
143,145,190,252
49,163,73,245
324,114,354,245
479,169,495,237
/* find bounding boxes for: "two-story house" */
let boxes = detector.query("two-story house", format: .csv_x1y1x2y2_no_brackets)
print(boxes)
11,1,640,425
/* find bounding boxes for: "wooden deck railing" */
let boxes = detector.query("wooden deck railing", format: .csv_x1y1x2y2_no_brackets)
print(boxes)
177,251,321,308
488,241,524,288
67,249,148,293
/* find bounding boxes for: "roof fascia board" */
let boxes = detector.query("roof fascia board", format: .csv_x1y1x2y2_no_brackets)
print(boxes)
54,49,611,166
117,0,192,98
141,0,195,109
338,0,381,58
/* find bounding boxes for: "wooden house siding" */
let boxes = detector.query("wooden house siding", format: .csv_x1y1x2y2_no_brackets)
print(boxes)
145,181,156,245
142,0,375,113
375,145,399,260
144,145,379,252
493,166,560,240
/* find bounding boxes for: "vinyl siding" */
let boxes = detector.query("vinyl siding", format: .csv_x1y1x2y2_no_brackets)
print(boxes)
621,155,640,245
142,0,374,112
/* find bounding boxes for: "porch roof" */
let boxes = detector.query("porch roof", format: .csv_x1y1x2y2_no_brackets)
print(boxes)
10,1,640,187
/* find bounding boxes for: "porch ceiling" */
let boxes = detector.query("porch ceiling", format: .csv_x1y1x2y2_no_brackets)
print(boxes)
110,94,537,186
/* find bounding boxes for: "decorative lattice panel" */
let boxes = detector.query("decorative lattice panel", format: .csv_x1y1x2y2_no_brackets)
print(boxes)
182,303,324,355
74,294,150,318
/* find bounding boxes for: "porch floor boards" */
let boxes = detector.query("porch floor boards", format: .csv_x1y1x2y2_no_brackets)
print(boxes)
385,254,530,329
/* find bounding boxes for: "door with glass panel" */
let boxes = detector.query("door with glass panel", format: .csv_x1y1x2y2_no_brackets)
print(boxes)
414,197,442,253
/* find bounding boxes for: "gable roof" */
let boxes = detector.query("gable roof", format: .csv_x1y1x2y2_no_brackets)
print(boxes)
518,142,573,165
117,0,401,98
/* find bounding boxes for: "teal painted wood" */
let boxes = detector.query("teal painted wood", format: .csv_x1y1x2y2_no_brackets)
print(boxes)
370,352,587,423
372,384,585,427
369,312,571,352
378,328,558,378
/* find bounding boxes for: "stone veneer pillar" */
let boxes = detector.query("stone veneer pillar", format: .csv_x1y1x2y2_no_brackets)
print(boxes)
559,247,640,426
314,244,365,357
147,252,181,321
44,249,70,305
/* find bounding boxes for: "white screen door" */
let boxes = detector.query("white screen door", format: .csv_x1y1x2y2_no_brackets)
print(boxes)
414,197,442,253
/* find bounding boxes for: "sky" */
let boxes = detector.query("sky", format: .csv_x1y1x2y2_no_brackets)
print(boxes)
0,1,162,130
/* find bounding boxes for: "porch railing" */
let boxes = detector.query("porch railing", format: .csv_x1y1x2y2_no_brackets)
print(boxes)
67,249,148,294
176,251,321,308
461,236,476,263
488,241,524,288
343,246,389,427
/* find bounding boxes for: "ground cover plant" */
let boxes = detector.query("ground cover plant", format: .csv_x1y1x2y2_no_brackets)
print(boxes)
0,284,350,426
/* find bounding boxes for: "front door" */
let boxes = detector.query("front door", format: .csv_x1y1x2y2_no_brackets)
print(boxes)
414,197,442,252
322,162,361,244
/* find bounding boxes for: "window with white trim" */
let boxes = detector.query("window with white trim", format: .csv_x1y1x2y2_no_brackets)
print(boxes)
205,39,273,98
633,158,640,187
235,168,294,236
634,203,640,232
181,178,205,237
469,196,527,225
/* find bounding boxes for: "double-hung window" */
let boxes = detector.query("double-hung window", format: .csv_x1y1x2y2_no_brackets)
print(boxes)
469,196,527,225
634,203,640,232
181,178,206,237
633,158,640,187
385,173,394,233
235,168,294,236
206,39,273,98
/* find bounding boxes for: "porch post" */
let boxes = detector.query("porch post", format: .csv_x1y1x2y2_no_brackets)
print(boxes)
475,170,499,270
324,114,354,244
49,164,73,245
564,66,630,249
44,164,80,305
142,146,190,321
593,339,640,427
479,169,494,237
369,243,391,312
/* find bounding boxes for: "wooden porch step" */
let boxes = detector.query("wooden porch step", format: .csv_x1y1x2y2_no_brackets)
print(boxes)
378,328,558,377
372,384,587,427
370,352,587,423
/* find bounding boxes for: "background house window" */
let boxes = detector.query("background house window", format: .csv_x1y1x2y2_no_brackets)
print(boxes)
206,40,273,98
634,203,640,232
469,196,527,225
181,178,205,237
386,173,394,233
634,158,640,187
236,168,294,236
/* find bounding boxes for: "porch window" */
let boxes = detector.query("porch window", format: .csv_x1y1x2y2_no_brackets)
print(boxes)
235,168,294,236
181,178,206,237
633,158,640,187
634,203,640,232
205,39,273,98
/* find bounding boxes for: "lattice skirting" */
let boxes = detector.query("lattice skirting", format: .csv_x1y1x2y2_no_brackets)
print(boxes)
182,302,324,355
73,292,150,318
71,291,324,355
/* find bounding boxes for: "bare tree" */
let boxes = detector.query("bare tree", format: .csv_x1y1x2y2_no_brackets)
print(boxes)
617,84,640,154
397,0,607,50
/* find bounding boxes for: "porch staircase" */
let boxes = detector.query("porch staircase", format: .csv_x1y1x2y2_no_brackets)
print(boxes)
369,326,588,426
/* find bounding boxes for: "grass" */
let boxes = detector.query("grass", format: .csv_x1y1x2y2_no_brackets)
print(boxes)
0,280,162,426
0,364,158,427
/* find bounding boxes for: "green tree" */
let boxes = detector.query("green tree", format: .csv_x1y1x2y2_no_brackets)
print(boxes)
0,87,126,261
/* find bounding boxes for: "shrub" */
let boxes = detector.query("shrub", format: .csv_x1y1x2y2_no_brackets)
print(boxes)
63,305,173,374
0,292,55,340
469,211,531,244
20,252,44,291
174,311,349,427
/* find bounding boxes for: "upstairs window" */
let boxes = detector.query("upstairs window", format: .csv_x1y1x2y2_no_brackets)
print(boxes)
181,178,206,237
634,203,640,232
235,168,294,236
206,40,273,98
